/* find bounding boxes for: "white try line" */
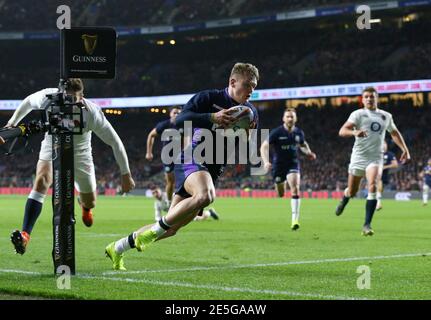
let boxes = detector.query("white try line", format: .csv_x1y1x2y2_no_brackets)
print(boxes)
102,252,431,275
1,252,429,300
0,269,42,275
79,274,368,300
0,268,366,300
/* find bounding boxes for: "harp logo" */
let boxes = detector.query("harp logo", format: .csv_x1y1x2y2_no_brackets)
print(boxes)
82,34,98,55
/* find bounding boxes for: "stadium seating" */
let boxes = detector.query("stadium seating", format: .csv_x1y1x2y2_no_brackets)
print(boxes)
1,17,431,99
1,2,430,192
0,0,361,31
1,100,430,192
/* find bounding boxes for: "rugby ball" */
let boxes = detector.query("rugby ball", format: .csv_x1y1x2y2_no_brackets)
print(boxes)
226,105,254,131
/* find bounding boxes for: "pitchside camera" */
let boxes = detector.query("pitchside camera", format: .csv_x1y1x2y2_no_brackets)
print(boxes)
0,121,45,145
44,89,84,135
0,90,84,142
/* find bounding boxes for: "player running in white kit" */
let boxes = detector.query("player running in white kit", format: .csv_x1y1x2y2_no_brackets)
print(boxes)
335,87,410,236
419,158,431,206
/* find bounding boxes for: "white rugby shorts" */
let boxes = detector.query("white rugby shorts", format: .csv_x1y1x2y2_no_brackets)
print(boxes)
348,156,383,177
39,139,96,193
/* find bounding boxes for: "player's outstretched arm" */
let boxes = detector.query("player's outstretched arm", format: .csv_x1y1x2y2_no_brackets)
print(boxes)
121,173,135,193
7,96,36,127
384,159,399,170
299,141,317,160
7,89,56,127
146,128,158,161
176,108,237,129
390,129,411,164
260,140,271,172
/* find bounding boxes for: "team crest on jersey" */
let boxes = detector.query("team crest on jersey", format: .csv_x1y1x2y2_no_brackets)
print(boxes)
381,115,386,120
295,135,300,143
370,122,382,132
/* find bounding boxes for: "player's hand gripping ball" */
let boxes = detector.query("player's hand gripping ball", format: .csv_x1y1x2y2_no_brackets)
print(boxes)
225,105,254,131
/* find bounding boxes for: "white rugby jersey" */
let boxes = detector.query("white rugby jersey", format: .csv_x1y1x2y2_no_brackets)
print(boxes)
347,108,397,161
7,88,130,174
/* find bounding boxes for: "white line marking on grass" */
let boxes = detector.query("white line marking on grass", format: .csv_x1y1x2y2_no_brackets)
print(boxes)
0,269,42,275
102,252,431,275
3,252,430,300
0,268,366,300
79,274,367,300
0,233,122,241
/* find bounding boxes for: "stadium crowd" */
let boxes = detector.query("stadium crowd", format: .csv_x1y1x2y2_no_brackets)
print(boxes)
0,0,361,31
1,2,430,193
1,16,431,99
1,99,430,192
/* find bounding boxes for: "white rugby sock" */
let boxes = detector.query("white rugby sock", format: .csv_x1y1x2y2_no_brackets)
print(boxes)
367,192,377,200
423,185,429,204
114,232,136,254
151,217,171,237
376,191,382,206
28,190,46,203
291,197,300,222
344,187,350,198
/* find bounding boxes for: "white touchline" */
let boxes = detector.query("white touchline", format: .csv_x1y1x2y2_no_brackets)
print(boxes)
0,269,41,275
79,274,368,300
0,269,366,300
1,252,429,300
102,252,431,275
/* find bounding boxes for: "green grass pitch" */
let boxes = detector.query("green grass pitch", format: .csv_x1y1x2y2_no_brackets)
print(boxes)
0,195,430,300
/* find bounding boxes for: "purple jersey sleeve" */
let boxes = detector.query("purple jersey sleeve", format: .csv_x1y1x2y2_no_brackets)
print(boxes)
175,91,213,129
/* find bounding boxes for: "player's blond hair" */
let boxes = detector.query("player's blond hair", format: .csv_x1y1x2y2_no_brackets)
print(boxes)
230,63,259,81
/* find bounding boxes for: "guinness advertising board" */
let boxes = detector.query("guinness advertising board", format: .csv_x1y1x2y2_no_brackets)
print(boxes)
61,27,116,79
